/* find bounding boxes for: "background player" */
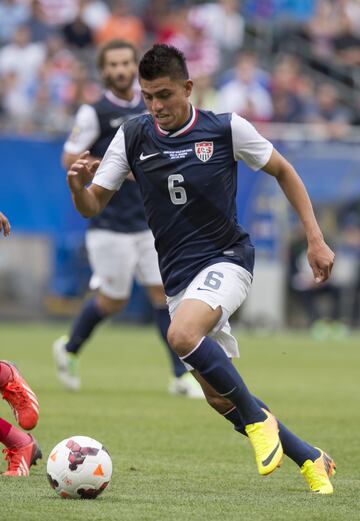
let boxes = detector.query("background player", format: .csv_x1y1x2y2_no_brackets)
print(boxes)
53,40,202,398
0,214,41,477
0,211,11,237
65,44,336,493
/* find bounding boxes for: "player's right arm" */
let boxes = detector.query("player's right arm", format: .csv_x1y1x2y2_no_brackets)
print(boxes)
67,152,114,217
0,211,10,237
63,151,101,171
67,127,131,218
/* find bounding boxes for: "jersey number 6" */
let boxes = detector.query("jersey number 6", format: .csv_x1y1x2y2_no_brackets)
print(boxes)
168,174,187,205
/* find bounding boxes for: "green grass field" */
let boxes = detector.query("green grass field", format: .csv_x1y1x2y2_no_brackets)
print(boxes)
0,322,359,521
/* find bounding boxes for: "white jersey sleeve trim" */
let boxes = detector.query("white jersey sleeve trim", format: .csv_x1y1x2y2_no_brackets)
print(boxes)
63,104,100,154
230,113,273,171
92,126,130,191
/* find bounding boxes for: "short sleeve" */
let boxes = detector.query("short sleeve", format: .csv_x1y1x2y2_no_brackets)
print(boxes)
63,104,100,154
230,113,273,171
92,126,131,191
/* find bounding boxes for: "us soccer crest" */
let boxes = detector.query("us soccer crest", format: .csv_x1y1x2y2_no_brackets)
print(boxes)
195,141,213,162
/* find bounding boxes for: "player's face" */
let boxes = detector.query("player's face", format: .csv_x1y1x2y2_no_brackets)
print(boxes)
140,76,193,130
102,48,137,94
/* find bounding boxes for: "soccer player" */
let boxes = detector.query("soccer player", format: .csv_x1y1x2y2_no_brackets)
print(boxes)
53,40,202,398
65,44,336,493
0,216,41,476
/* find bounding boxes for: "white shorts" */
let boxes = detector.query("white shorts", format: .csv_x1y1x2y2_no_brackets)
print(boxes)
85,229,162,299
166,262,252,370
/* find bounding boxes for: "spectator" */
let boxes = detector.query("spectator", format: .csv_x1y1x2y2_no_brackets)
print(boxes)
152,4,192,44
305,82,351,139
0,25,46,84
95,0,145,48
333,11,360,67
0,24,46,127
189,0,245,71
217,51,273,121
166,12,220,80
35,0,78,26
271,91,303,123
339,0,360,37
22,34,77,130
25,76,70,133
296,74,317,118
26,0,55,43
142,0,174,41
80,0,111,31
62,5,94,49
304,0,340,60
270,55,304,123
0,71,34,130
0,0,29,45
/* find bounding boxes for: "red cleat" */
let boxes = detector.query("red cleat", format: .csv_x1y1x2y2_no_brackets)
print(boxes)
2,436,42,477
0,361,39,430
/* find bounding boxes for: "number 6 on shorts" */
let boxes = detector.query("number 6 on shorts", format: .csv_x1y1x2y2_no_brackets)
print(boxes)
204,271,224,290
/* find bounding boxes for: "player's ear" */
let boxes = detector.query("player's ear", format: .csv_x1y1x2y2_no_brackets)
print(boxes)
184,79,193,98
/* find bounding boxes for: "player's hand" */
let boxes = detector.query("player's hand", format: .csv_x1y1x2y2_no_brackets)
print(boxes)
0,211,11,237
307,239,335,283
67,151,100,194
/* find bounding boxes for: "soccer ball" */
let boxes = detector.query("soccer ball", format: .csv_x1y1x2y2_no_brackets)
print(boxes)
46,435,112,499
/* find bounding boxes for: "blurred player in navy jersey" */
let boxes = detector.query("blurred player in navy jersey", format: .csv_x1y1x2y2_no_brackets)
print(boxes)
65,44,337,493
53,40,202,398
0,212,41,476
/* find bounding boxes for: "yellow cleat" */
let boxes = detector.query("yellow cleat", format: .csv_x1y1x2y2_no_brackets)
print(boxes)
301,449,336,494
245,409,283,476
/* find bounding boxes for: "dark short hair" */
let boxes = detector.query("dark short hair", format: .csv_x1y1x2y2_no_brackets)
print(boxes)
97,39,137,70
139,44,189,81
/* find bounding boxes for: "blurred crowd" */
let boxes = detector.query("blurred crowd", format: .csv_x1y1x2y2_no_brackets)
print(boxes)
1,0,360,137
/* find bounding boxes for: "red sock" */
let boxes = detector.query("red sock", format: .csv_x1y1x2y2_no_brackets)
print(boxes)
0,417,11,442
0,362,12,388
0,418,31,448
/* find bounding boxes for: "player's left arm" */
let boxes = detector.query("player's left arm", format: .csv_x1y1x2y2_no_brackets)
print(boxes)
0,211,11,237
262,148,335,283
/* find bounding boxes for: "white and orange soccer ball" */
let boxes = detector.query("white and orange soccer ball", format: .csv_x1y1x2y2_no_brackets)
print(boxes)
46,436,112,499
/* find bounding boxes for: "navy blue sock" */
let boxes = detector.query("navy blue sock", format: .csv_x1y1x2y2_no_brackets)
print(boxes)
182,337,265,423
223,398,320,466
153,307,187,378
66,297,108,354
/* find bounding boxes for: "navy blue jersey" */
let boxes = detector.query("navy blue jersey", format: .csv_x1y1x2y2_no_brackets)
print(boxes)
94,106,273,295
64,90,148,233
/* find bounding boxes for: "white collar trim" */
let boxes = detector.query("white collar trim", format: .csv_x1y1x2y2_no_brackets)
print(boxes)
105,89,141,108
156,105,197,137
